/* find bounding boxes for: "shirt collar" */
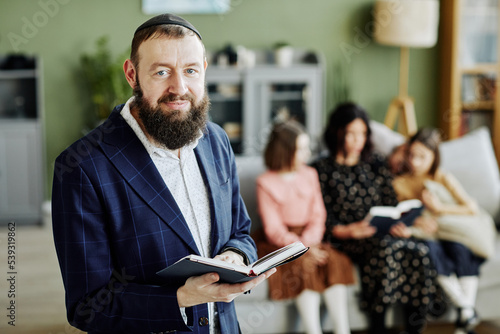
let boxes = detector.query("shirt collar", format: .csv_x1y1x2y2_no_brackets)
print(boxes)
120,97,203,159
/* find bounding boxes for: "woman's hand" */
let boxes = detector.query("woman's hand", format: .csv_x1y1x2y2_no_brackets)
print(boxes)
307,245,329,266
332,220,376,240
422,189,443,214
413,216,438,235
390,222,412,238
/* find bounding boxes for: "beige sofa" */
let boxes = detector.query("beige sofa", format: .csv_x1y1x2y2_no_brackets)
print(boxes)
234,123,500,333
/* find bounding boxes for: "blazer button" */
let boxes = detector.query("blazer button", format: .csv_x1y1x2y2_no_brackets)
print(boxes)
198,316,209,326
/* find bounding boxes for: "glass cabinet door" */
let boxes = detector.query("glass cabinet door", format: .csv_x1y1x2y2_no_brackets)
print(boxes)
269,83,307,125
205,64,324,156
206,69,244,154
244,66,323,155
0,71,38,119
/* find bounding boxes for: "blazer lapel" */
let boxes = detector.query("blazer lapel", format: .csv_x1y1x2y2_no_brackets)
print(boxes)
98,108,200,255
194,132,226,257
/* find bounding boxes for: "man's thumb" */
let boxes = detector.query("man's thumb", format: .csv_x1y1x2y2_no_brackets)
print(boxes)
201,272,220,285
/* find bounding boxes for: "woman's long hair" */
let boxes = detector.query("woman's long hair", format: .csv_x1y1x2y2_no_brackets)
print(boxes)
264,120,306,171
323,102,372,161
408,128,441,176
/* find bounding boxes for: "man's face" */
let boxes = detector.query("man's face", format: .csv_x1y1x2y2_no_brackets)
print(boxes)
135,34,206,116
124,34,209,149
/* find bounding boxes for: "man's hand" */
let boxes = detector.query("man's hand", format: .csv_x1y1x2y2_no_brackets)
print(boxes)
214,250,245,267
176,268,276,307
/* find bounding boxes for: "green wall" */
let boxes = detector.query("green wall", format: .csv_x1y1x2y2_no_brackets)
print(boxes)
0,0,439,198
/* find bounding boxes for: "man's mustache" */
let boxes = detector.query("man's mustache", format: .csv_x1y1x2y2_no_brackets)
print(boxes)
157,93,194,104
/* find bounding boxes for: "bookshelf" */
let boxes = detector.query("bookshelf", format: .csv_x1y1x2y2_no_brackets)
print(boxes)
439,0,500,163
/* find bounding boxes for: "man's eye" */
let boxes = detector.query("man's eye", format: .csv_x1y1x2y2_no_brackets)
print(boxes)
186,68,196,75
156,70,167,76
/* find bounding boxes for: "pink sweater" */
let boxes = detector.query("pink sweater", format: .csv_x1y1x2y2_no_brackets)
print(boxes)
256,166,327,248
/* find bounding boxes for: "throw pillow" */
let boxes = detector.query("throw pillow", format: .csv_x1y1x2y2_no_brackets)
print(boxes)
369,121,406,157
424,180,496,259
439,127,500,223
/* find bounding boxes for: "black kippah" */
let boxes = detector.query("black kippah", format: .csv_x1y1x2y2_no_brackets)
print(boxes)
135,13,202,40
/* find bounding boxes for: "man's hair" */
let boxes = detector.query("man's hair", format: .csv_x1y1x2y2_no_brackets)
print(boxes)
130,25,205,70
408,127,441,176
323,102,373,161
264,120,306,171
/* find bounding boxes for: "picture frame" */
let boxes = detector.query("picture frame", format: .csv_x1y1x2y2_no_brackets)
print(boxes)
142,0,231,14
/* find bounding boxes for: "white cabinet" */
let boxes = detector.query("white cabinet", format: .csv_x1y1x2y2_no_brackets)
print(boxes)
206,62,324,155
0,56,44,225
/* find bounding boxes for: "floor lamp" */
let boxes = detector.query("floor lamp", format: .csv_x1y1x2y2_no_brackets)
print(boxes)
374,0,439,136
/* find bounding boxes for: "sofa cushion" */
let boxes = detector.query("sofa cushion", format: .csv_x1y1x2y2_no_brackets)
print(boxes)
439,127,500,221
235,155,266,233
370,120,406,156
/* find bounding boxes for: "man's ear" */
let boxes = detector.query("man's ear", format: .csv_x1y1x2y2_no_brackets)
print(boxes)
204,57,208,70
123,59,137,89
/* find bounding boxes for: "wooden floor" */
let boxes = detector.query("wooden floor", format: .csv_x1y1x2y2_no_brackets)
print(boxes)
0,223,85,334
0,223,498,334
349,321,500,334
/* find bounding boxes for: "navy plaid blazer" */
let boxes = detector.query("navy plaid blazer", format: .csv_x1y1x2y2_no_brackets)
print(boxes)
52,105,257,334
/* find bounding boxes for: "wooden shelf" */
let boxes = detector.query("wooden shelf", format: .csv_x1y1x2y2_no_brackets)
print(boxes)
462,100,495,110
461,64,498,74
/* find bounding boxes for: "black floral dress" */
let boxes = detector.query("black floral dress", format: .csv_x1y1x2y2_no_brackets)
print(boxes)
312,154,440,314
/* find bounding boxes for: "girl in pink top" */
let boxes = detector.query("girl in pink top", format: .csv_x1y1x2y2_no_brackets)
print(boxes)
256,120,354,334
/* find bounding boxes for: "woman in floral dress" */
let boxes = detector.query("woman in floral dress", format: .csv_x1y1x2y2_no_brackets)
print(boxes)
311,103,441,334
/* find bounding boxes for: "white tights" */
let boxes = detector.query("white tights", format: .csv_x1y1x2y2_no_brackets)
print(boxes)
295,285,351,334
437,275,479,322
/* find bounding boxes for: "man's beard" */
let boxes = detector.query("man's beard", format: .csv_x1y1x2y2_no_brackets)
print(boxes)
131,82,210,150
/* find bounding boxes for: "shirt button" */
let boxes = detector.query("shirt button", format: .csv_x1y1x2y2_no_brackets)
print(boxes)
198,316,209,326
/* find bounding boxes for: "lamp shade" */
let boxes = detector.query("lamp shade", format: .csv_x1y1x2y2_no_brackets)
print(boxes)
374,0,439,48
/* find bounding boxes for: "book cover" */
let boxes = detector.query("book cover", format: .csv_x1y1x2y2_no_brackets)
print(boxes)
157,241,309,284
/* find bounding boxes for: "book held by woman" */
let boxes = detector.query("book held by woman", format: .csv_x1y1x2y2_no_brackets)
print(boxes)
367,199,424,235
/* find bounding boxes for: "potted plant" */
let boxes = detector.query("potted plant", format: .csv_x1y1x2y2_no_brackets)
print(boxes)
273,41,294,67
80,36,131,125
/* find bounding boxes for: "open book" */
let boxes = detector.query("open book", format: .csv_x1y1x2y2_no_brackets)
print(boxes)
367,199,424,235
157,241,309,284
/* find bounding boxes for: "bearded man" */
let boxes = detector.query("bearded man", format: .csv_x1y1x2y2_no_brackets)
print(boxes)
52,14,273,334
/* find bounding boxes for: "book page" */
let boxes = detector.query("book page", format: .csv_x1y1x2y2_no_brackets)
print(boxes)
369,206,402,219
369,199,422,219
186,255,251,275
251,241,307,274
396,199,422,212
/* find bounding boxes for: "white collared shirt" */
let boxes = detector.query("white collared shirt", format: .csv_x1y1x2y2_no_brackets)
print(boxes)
121,98,211,257
121,98,218,333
